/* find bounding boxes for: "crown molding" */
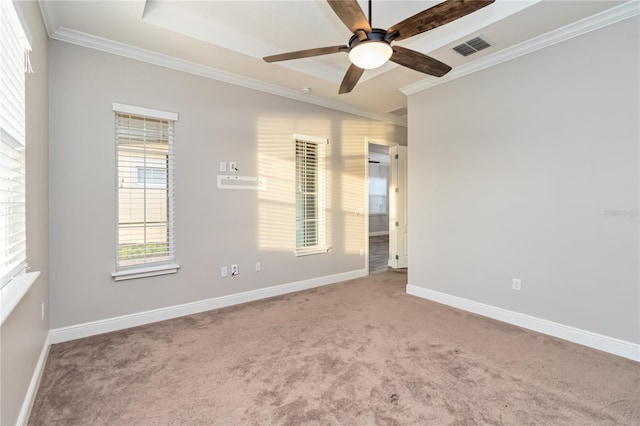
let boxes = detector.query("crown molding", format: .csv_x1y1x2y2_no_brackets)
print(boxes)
47,27,407,127
42,1,637,125
37,0,56,37
401,0,640,96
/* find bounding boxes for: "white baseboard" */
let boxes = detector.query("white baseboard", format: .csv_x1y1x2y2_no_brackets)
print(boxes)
369,231,389,237
406,284,640,362
17,331,51,425
51,269,367,344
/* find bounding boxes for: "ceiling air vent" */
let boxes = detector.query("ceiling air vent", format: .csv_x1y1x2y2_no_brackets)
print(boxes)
453,36,491,57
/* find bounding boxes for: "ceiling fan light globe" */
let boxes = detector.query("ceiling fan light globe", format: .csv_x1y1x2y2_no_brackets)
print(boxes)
348,41,392,70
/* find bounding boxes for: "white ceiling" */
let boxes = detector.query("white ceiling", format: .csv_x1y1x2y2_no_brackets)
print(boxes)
38,0,630,125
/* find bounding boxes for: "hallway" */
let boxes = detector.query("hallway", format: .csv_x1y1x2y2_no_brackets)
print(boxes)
369,234,389,273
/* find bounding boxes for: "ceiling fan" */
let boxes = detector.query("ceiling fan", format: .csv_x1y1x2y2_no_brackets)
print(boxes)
263,0,494,94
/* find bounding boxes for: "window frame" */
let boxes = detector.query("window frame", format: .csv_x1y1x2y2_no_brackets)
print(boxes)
0,0,30,291
0,0,41,326
294,134,328,257
111,103,179,281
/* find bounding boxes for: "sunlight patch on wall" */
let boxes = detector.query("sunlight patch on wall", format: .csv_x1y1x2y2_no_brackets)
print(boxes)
256,114,397,255
256,116,333,252
338,121,368,256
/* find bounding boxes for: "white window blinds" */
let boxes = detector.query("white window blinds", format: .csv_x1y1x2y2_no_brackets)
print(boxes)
295,135,327,256
114,105,176,270
0,0,31,289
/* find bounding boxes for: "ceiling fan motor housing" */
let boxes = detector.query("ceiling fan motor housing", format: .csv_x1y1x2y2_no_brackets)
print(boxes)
348,28,389,49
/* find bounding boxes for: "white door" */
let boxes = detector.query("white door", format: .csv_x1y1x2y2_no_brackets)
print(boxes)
389,145,408,268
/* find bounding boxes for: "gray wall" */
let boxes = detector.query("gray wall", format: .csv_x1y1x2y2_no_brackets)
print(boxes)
0,1,50,425
49,40,406,329
369,214,389,235
407,16,639,344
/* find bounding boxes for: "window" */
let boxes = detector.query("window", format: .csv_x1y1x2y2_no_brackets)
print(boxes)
368,164,389,215
0,0,31,290
295,134,327,256
112,103,179,281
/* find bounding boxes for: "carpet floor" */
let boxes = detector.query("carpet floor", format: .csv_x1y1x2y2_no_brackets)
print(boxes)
30,272,639,425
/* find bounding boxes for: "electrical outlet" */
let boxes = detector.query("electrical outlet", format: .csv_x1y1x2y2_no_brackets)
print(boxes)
41,302,45,321
231,264,239,276
512,278,522,291
255,262,261,272
221,266,228,277
229,161,238,172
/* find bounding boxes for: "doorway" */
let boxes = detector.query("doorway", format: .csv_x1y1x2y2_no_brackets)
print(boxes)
367,140,408,274
368,142,391,273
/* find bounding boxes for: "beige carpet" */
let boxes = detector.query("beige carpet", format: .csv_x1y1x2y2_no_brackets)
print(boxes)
30,272,639,425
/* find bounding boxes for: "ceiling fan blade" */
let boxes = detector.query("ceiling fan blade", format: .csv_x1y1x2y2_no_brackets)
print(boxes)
327,0,371,34
339,64,365,94
263,45,348,63
390,46,452,77
387,0,495,42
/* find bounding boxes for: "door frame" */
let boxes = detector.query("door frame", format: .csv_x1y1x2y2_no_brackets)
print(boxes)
365,138,399,274
388,145,408,269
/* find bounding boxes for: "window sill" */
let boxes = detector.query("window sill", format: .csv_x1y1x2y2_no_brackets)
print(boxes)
295,247,330,257
112,263,180,281
0,271,41,326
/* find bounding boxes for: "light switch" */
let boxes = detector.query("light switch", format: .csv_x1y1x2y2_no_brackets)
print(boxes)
219,162,227,172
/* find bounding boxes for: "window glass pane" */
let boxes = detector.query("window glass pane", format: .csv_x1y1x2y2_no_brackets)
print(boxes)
368,163,389,214
369,177,388,214
116,112,175,269
136,166,167,185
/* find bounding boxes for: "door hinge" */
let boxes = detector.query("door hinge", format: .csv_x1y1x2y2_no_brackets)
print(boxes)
395,255,399,260
394,154,399,159
395,221,399,227
395,187,399,193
